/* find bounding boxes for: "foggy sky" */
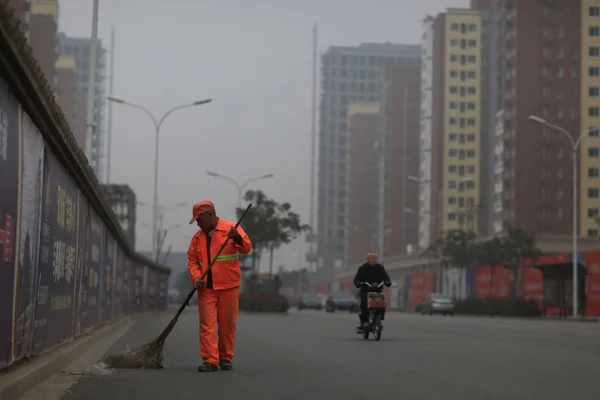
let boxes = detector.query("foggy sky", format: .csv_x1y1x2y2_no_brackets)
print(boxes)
57,0,468,271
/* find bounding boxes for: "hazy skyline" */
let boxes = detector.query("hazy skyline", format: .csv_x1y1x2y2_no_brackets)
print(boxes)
57,0,468,271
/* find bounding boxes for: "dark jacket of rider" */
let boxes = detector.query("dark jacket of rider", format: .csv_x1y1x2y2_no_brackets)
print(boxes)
353,263,391,292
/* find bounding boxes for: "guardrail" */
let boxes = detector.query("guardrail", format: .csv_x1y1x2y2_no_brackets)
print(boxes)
0,1,170,369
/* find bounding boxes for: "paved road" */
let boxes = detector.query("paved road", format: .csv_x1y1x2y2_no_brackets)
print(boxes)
63,309,600,400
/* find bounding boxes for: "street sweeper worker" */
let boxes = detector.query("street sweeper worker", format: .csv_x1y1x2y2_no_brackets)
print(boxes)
187,200,252,372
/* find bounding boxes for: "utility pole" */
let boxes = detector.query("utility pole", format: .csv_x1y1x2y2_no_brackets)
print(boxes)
84,0,99,165
309,23,318,272
106,27,116,183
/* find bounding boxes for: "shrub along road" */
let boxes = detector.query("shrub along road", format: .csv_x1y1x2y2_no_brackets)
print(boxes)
61,309,600,400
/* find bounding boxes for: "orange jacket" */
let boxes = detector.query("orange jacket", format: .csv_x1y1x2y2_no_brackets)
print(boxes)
187,218,252,290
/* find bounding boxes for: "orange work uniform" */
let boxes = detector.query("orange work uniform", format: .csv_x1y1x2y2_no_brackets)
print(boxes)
187,218,252,366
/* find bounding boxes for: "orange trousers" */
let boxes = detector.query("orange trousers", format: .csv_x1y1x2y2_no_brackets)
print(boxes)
197,287,239,365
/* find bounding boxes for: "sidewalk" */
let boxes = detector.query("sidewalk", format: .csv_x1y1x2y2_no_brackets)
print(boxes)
0,309,175,400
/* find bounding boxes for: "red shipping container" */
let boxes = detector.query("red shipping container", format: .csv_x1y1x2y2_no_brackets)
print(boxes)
409,272,433,311
319,282,330,294
309,283,318,293
342,281,354,291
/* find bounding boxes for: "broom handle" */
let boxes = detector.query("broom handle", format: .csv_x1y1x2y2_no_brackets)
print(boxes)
173,203,253,320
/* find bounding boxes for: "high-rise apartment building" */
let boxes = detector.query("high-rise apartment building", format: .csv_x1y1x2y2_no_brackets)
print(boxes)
55,54,86,148
578,0,600,238
318,43,420,273
472,0,600,239
418,9,483,248
58,33,107,181
28,0,58,86
381,65,421,255
345,102,380,265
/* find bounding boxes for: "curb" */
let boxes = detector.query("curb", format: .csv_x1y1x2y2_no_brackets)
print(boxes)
0,310,170,400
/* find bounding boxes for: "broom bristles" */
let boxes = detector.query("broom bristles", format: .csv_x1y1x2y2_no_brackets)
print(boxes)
104,317,178,369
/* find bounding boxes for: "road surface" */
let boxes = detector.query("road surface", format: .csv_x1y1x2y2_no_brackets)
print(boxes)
62,309,600,400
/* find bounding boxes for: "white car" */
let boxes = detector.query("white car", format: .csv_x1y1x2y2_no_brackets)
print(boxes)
318,294,328,308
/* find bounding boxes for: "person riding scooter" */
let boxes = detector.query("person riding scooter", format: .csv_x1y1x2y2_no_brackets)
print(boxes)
353,252,391,333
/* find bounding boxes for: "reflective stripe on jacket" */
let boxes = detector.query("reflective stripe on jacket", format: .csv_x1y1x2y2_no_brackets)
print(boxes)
187,218,252,290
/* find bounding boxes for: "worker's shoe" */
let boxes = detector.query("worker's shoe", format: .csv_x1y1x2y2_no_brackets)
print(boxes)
219,360,233,370
197,362,218,372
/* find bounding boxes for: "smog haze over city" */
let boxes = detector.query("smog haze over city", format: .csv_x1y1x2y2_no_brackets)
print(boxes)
58,0,467,271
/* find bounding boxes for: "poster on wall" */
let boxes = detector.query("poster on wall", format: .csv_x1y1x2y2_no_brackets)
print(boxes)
80,208,102,332
0,79,20,367
442,267,474,300
147,268,157,310
13,113,45,361
114,248,125,319
143,265,149,310
101,233,116,324
122,255,131,316
157,272,167,310
73,192,89,337
31,149,79,354
131,263,143,312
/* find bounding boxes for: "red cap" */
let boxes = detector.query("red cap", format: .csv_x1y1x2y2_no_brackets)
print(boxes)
189,200,215,224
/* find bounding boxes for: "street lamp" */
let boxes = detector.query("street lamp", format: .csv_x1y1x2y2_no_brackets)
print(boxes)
108,96,212,262
138,201,187,259
527,114,594,318
206,171,275,209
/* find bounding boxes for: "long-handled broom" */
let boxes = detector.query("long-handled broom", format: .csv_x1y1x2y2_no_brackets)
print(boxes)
104,203,253,369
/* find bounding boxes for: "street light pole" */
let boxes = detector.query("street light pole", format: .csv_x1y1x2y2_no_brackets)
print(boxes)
138,201,187,260
206,171,275,210
109,96,212,262
528,115,589,318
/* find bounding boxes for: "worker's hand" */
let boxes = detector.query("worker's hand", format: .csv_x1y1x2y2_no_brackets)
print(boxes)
384,281,392,288
227,228,241,240
227,228,243,245
194,278,205,289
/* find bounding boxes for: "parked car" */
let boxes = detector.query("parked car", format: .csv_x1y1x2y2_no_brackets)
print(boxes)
419,293,455,316
325,291,360,313
297,293,323,311
318,293,328,308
